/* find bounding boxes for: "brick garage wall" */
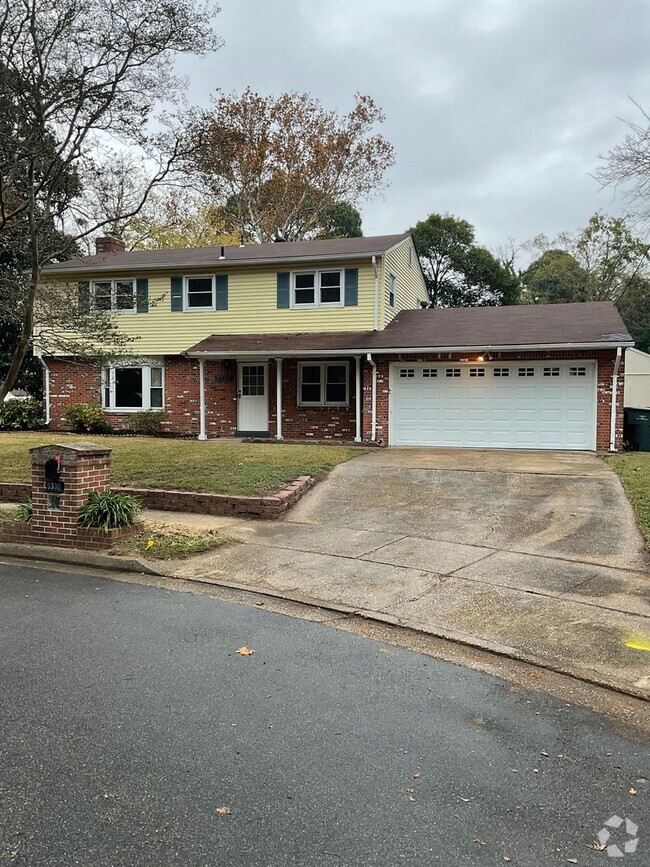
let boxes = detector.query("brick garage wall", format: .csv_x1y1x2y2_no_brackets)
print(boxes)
363,349,624,450
268,359,357,441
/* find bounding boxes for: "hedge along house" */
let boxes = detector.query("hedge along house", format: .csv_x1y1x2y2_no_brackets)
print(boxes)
40,234,633,451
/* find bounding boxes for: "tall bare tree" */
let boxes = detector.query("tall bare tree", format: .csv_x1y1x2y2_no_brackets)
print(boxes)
597,100,650,226
186,88,395,243
0,0,221,400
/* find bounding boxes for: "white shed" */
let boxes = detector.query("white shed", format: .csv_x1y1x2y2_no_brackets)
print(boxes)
624,348,650,410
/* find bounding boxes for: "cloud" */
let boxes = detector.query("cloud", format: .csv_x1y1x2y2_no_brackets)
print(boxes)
175,0,650,247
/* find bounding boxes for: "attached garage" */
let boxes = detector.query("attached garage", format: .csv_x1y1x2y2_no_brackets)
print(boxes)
390,361,598,450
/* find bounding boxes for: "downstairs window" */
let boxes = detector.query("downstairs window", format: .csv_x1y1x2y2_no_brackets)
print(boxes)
298,362,349,406
102,364,164,411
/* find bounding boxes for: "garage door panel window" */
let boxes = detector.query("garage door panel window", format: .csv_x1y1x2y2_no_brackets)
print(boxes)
102,364,164,411
469,368,485,378
570,366,587,376
422,369,437,378
399,369,415,378
446,368,461,378
518,368,535,377
493,368,510,377
543,367,560,377
299,362,348,406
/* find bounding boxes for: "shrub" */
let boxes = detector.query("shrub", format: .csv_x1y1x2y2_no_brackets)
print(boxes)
130,410,165,435
0,398,44,431
64,402,111,433
16,500,33,523
77,490,142,532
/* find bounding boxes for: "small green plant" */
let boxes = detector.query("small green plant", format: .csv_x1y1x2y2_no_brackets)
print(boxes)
64,402,111,434
0,398,45,431
130,410,165,435
77,490,142,532
16,500,33,522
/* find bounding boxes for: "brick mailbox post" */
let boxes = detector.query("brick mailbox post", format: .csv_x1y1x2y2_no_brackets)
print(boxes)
0,442,136,551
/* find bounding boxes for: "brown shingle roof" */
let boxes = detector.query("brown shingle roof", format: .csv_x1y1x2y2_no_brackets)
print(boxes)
42,234,410,275
185,302,632,355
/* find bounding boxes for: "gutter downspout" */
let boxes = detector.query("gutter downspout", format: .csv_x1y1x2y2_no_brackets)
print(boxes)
609,346,623,452
37,352,50,426
372,255,379,331
366,352,377,441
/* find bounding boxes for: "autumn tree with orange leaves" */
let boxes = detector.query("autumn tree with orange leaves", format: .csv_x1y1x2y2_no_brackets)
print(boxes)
186,89,395,243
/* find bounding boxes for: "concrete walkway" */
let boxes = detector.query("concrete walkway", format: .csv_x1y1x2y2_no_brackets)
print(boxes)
147,448,650,697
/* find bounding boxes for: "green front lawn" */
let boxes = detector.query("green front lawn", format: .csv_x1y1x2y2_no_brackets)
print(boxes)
605,452,650,547
0,433,364,496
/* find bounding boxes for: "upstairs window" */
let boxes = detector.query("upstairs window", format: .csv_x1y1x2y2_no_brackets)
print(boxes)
388,274,397,309
292,271,343,308
102,363,164,411
185,276,215,310
91,279,135,313
298,362,348,406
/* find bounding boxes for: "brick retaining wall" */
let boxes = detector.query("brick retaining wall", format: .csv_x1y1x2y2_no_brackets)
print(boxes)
0,519,137,550
0,476,315,519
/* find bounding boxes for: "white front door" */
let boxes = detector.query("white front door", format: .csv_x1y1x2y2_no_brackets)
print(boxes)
237,363,269,434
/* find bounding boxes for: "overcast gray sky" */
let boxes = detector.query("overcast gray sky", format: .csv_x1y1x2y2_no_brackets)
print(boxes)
175,0,650,249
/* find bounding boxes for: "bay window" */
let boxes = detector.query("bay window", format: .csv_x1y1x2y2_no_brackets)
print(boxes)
298,362,348,406
102,363,164,411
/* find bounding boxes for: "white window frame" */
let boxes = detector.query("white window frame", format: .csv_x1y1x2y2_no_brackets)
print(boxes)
298,361,349,406
388,274,397,309
291,270,344,309
101,363,165,412
184,275,216,312
91,278,136,314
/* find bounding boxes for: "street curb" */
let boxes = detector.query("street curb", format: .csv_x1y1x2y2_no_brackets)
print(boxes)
0,542,168,577
2,543,647,703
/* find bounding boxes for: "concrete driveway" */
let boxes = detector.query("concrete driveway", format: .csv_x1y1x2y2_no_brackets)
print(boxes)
167,449,650,696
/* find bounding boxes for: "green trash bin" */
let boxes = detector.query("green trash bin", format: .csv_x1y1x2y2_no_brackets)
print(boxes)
625,408,650,451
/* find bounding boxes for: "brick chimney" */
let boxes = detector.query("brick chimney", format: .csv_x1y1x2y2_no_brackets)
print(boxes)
95,236,126,255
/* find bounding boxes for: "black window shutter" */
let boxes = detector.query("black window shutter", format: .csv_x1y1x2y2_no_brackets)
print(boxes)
215,275,228,310
344,269,358,306
78,281,90,313
277,272,290,308
136,277,149,313
170,276,183,311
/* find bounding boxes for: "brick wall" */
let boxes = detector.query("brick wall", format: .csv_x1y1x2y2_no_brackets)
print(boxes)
46,348,625,450
362,349,624,450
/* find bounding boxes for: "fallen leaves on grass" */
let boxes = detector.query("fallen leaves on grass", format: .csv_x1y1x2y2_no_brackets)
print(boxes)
236,646,255,656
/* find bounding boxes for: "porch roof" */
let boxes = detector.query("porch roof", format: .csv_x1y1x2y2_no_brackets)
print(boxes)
184,302,633,357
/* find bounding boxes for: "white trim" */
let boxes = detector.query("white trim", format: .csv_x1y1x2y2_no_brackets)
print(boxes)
372,255,379,331
184,274,216,311
90,277,137,314
237,362,269,432
388,273,397,310
187,341,634,359
367,353,377,441
297,361,349,407
290,269,344,309
101,363,165,412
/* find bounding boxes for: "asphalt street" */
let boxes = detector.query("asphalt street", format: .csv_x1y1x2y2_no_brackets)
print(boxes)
0,562,647,866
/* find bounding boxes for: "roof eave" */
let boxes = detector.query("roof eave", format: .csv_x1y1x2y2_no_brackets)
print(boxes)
184,340,634,358
42,250,389,277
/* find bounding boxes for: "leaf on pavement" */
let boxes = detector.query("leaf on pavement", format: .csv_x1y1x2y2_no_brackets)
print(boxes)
629,787,637,795
215,805,231,815
566,859,578,864
236,646,255,656
458,796,473,803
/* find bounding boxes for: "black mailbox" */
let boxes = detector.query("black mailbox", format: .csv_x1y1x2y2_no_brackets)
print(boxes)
44,456,64,493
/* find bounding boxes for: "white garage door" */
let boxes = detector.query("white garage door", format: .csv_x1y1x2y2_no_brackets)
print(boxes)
390,362,597,450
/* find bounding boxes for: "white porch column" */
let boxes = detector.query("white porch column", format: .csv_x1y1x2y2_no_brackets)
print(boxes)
198,358,207,441
354,355,362,442
276,358,283,440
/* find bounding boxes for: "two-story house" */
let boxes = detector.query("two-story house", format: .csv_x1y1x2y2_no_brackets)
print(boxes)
41,233,632,451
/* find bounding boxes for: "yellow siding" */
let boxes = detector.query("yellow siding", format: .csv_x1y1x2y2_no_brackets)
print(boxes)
49,259,377,356
381,237,427,328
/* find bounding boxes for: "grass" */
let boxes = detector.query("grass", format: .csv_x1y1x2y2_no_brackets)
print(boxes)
0,433,364,496
605,452,650,548
114,522,227,560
